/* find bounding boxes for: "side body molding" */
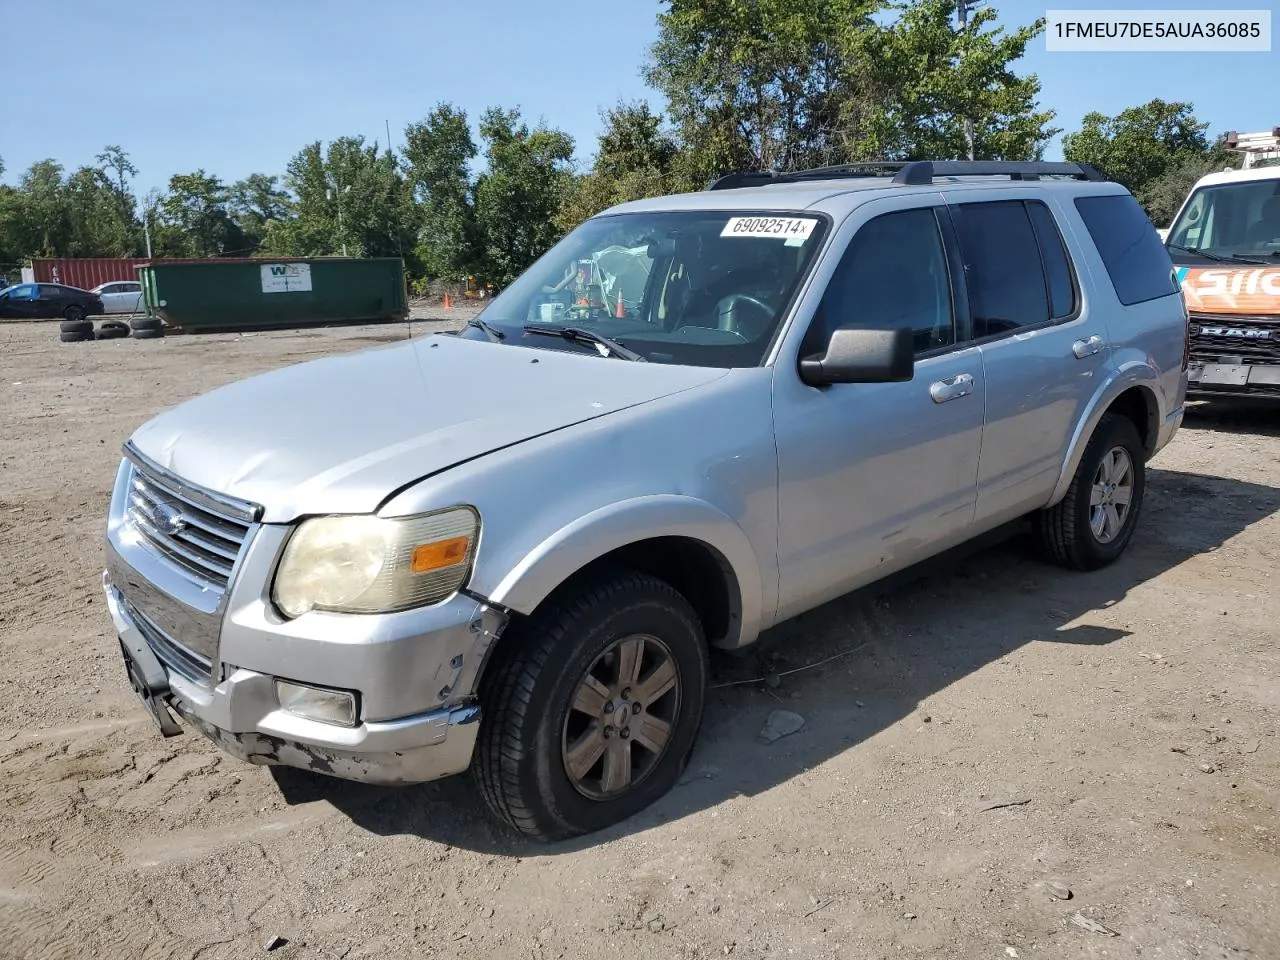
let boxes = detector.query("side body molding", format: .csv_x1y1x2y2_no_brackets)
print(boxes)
485,495,766,650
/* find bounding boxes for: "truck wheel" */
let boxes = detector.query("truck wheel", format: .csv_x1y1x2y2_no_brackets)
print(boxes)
63,304,86,324
1037,413,1146,571
473,569,708,841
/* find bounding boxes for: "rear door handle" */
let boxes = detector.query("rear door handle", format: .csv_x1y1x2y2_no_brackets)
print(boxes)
930,373,974,403
1072,335,1105,359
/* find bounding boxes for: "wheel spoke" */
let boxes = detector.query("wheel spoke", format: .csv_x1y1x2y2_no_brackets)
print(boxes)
631,713,672,754
1090,484,1106,507
1112,485,1132,506
564,727,607,781
1104,504,1122,539
601,738,632,793
615,637,645,688
1090,507,1107,538
1112,454,1131,487
571,674,612,717
634,658,677,705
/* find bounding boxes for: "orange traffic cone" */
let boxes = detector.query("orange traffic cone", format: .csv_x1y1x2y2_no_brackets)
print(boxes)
443,292,452,309
615,290,625,318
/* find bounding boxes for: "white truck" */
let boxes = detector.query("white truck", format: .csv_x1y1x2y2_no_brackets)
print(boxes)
1164,128,1280,401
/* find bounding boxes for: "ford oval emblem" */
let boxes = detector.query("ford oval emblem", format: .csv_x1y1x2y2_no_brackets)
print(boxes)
156,503,188,536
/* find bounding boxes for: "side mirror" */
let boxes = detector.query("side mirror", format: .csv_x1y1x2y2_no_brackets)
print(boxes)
799,326,915,387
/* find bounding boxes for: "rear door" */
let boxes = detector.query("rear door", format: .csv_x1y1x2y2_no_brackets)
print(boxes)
943,194,1107,527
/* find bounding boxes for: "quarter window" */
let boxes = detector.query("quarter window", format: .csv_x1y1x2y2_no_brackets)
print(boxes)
1075,193,1179,306
805,207,955,357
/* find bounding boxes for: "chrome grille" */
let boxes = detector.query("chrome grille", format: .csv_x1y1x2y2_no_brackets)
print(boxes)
1188,312,1280,365
127,598,212,684
124,452,258,593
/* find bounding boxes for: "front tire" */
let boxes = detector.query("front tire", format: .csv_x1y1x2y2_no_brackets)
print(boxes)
473,569,708,842
1037,413,1146,570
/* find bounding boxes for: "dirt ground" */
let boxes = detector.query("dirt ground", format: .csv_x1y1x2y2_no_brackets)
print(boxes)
1,314,1277,960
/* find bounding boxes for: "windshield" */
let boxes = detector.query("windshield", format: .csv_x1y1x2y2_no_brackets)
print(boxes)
461,209,829,367
1167,178,1280,260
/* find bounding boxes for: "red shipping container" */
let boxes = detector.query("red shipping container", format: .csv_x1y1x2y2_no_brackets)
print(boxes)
30,257,316,291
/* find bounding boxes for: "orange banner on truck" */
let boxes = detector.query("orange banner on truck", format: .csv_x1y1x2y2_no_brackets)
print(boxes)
1176,265,1280,316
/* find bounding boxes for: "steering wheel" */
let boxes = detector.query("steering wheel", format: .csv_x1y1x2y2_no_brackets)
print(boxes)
715,294,774,340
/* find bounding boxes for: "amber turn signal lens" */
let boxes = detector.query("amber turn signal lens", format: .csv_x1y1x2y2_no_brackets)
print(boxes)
409,536,470,574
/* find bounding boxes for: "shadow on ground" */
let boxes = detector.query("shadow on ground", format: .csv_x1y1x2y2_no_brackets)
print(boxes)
271,465,1280,856
1182,398,1280,438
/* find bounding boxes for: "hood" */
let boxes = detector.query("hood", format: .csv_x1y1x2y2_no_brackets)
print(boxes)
1177,265,1280,316
130,334,729,522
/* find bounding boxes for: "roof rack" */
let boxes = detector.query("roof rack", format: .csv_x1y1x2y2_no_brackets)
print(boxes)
705,159,1106,190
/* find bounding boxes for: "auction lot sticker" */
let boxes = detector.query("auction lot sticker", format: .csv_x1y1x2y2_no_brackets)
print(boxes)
721,216,818,242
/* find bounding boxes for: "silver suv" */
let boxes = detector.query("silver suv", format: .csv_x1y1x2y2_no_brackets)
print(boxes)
106,161,1189,841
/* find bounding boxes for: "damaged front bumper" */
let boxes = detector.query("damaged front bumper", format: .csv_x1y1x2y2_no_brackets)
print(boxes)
105,577,506,786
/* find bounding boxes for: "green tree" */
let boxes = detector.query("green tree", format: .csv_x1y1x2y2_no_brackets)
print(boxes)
64,166,137,257
1062,99,1212,199
556,101,681,231
403,103,479,280
1137,136,1241,227
646,0,878,184
268,137,417,260
229,173,291,252
856,0,1059,161
157,170,246,257
472,108,575,286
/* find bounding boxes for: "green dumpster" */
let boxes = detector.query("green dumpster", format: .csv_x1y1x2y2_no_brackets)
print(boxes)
137,257,408,332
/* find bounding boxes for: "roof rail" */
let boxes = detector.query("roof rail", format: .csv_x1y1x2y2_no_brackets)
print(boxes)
705,160,1107,190
891,160,1106,185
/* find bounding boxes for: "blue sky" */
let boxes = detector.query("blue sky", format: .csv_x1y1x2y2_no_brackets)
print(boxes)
4,0,1275,195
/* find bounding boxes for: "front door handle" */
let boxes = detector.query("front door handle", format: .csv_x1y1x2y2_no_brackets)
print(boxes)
930,373,974,403
1072,335,1105,359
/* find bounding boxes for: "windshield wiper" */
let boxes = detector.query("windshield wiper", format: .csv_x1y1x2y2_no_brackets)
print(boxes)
1167,244,1266,265
1231,251,1280,261
521,325,647,362
466,317,506,341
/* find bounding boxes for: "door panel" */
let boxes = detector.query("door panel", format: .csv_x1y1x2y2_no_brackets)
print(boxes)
945,195,1109,525
772,199,984,621
774,348,986,619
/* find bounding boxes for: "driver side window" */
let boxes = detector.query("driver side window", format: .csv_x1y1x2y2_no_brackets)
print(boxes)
804,207,955,358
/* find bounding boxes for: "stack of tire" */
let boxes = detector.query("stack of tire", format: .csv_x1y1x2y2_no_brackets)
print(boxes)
59,315,164,343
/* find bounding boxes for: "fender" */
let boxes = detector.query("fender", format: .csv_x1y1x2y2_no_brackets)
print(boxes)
484,495,766,650
1047,360,1161,507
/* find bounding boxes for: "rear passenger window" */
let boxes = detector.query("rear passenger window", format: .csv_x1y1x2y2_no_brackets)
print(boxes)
1074,194,1178,306
1026,201,1077,320
953,200,1049,338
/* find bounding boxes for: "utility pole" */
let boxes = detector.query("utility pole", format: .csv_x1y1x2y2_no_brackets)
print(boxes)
958,0,976,161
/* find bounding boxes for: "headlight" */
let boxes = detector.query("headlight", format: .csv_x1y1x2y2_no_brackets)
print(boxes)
272,507,478,618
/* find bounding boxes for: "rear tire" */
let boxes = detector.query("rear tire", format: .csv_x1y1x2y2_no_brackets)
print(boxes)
1036,413,1146,571
472,569,708,842
63,304,86,324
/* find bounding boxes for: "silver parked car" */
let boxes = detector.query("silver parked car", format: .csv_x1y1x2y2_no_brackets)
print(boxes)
105,161,1188,840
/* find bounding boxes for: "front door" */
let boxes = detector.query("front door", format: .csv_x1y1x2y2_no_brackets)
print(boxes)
773,201,986,620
